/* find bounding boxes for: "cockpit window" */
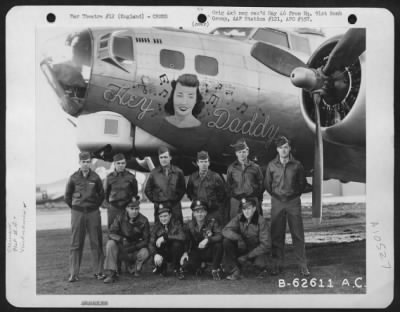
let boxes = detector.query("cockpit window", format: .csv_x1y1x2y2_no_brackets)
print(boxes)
195,55,218,76
113,36,134,63
252,28,289,49
160,49,185,70
289,34,311,55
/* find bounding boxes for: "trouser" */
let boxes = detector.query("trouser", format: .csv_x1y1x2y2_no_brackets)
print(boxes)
154,201,183,224
103,240,150,272
107,205,125,228
69,209,104,277
229,197,261,220
154,240,185,271
271,197,307,267
208,201,226,225
223,238,269,274
184,242,223,271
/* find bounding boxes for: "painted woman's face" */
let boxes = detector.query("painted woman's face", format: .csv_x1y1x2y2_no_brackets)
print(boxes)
173,82,197,118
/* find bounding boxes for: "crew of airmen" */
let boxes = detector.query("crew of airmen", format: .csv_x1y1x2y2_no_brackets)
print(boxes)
65,136,311,283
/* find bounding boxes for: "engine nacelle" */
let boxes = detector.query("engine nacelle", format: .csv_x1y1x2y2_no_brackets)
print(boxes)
76,111,133,153
300,35,366,147
76,111,174,160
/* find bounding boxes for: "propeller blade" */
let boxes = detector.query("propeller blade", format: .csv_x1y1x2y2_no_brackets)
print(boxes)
251,41,307,77
323,28,366,75
312,93,324,224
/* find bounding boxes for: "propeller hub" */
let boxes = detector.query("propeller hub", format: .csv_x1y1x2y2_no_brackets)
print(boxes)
290,67,325,91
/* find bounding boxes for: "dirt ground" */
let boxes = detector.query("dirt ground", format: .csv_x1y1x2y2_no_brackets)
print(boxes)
36,202,366,295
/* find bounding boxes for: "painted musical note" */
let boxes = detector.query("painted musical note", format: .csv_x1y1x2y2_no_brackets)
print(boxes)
207,94,220,105
158,89,169,98
141,84,148,94
236,102,249,114
258,107,266,117
159,74,169,85
225,90,234,96
215,83,223,91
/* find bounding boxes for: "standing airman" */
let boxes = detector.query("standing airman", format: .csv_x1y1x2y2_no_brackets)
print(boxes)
145,146,186,223
264,136,310,276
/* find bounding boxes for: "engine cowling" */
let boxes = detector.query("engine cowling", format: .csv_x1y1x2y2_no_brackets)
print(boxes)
76,111,173,167
77,111,133,153
299,35,366,147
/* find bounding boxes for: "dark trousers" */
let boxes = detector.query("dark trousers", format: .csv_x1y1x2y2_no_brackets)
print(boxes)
69,209,104,277
154,201,183,224
271,197,307,267
107,205,125,228
223,238,269,274
155,240,185,271
185,242,223,271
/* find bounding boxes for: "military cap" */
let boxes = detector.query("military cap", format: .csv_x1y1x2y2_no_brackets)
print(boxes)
239,197,258,209
230,138,249,151
190,200,208,211
126,196,140,209
158,145,170,155
197,151,209,160
158,203,171,215
275,136,291,147
113,153,126,162
79,151,91,161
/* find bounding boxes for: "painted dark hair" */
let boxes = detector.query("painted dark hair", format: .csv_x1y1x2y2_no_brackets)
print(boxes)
164,74,204,117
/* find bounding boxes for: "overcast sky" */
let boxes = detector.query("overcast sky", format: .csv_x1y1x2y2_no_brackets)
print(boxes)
36,27,347,184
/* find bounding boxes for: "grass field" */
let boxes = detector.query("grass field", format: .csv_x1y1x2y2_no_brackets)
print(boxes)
37,203,366,295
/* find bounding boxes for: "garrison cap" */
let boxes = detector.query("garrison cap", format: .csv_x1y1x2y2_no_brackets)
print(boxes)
113,153,126,162
275,136,291,147
230,138,249,151
126,196,140,209
158,145,170,155
79,151,91,161
190,200,208,211
197,151,209,160
239,197,258,209
158,203,171,215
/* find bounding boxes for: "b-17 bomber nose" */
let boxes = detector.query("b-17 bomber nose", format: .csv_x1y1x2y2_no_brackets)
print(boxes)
40,29,92,116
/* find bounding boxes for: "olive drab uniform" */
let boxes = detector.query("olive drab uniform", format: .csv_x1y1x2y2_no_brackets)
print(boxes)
145,165,186,223
183,216,223,272
222,210,271,275
149,217,186,272
264,154,308,270
104,170,138,228
226,160,264,219
65,168,105,279
186,170,226,224
104,211,150,274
